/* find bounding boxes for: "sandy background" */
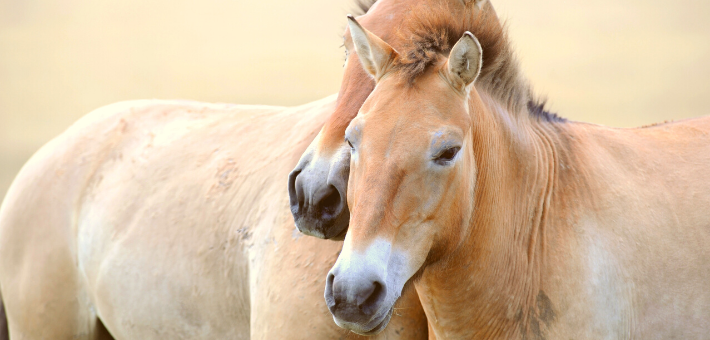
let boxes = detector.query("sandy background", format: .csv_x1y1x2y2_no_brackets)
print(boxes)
1,0,709,198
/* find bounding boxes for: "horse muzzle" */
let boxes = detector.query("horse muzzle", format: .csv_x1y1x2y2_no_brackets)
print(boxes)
324,266,392,335
288,150,350,239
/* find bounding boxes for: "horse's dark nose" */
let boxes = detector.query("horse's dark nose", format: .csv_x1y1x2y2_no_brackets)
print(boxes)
325,271,387,323
288,163,349,239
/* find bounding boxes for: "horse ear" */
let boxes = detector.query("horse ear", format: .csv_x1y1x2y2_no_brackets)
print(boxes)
445,32,482,91
346,15,397,80
462,0,488,8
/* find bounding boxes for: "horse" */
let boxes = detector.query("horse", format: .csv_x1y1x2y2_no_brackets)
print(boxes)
0,0,511,337
324,5,710,339
288,0,499,240
0,95,429,338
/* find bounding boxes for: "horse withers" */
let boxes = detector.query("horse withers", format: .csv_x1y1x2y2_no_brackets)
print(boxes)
326,11,710,339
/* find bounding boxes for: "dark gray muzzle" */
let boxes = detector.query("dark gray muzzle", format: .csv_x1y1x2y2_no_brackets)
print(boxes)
288,148,350,239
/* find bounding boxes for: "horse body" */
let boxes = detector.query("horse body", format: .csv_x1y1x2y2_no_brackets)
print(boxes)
414,97,710,339
547,120,710,337
0,96,428,339
328,7,710,339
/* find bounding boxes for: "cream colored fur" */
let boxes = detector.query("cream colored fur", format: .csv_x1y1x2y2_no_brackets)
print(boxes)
0,96,427,339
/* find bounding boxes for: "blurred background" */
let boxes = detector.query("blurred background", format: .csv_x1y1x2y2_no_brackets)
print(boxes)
1,0,709,198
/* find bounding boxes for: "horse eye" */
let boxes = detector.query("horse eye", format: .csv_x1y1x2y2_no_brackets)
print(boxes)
346,139,354,150
434,147,461,165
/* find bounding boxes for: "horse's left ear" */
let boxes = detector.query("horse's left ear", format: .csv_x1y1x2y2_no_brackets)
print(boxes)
445,32,482,91
346,15,398,81
463,0,488,8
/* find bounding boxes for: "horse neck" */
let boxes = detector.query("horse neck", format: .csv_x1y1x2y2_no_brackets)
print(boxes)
416,91,569,339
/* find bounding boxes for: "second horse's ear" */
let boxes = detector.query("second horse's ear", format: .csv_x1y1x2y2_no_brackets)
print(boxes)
346,15,398,81
463,0,488,8
444,32,482,92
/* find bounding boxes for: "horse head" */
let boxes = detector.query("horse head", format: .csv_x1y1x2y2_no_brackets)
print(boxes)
324,16,485,334
288,0,496,240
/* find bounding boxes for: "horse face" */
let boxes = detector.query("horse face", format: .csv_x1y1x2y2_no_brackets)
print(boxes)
288,141,352,239
287,47,372,239
324,19,483,335
288,0,491,240
287,1,387,240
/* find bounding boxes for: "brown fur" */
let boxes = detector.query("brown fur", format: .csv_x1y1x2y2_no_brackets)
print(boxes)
0,98,429,339
321,0,505,146
392,1,553,120
292,4,515,335
332,16,710,339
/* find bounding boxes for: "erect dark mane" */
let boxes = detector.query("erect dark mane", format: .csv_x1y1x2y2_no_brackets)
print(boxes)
353,0,378,16
527,100,566,123
392,1,563,122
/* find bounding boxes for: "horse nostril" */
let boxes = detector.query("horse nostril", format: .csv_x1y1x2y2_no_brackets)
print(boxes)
325,272,337,309
288,169,303,216
359,281,386,316
289,167,349,239
316,185,342,218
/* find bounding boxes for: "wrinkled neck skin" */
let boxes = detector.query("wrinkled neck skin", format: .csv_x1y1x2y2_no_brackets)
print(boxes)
416,90,574,339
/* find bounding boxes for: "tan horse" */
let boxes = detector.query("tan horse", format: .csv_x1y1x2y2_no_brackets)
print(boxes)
288,0,499,240
326,7,710,339
0,96,428,339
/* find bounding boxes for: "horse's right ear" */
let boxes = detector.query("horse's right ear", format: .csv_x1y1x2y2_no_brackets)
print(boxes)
463,0,488,8
346,15,397,81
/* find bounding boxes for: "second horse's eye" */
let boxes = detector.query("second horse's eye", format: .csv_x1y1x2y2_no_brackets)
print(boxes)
434,147,460,165
346,139,354,150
